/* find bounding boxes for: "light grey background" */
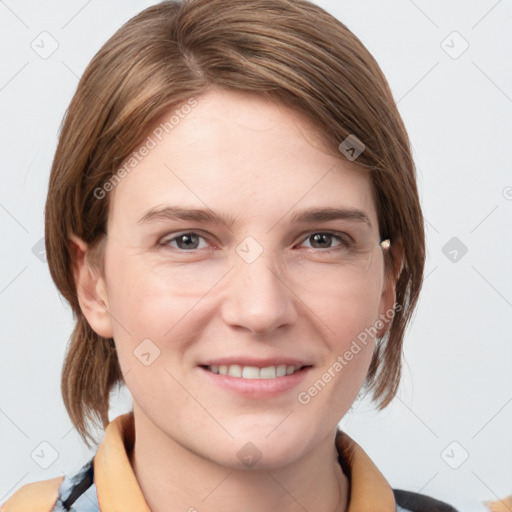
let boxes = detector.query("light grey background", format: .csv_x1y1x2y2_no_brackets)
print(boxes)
1,1,511,511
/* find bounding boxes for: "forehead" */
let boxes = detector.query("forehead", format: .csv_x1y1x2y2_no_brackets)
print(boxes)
108,88,377,231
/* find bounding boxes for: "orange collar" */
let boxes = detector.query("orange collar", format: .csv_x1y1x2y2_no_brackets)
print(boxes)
94,411,396,511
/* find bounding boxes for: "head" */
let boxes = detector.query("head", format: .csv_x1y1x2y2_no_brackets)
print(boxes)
45,0,424,461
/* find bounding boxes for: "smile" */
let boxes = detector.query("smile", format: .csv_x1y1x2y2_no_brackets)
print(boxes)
204,364,306,379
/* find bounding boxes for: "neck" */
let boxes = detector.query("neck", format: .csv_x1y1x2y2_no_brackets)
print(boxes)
129,409,349,512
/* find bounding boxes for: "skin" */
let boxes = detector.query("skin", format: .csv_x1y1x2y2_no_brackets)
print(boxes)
72,87,396,512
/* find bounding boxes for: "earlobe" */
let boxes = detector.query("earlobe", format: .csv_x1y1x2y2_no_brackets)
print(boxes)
69,234,114,338
376,239,402,338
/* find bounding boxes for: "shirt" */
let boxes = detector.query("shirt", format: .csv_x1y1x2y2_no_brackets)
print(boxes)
1,411,457,512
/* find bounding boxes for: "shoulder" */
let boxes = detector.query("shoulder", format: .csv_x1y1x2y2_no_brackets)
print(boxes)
1,460,459,512
0,458,96,512
393,488,459,512
0,476,64,512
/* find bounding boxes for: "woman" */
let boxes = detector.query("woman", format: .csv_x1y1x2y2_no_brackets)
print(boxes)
1,0,457,510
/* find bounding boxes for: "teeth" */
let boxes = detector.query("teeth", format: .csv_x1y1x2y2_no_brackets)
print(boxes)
228,364,242,377
259,366,276,378
207,364,301,379
276,364,287,377
242,366,260,379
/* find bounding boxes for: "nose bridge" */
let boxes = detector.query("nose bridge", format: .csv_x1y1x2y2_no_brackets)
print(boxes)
221,237,297,335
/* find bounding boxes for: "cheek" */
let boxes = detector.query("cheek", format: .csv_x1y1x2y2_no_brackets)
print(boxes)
303,285,379,418
105,265,199,416
104,253,202,370
106,249,202,328
298,270,382,402
303,270,384,343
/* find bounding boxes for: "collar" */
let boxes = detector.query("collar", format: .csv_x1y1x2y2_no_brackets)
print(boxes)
94,411,396,511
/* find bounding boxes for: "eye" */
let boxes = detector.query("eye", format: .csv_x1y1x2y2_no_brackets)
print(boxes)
161,232,210,251
298,232,352,251
159,230,354,253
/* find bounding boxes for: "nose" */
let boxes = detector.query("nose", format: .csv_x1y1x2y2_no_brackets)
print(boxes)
220,250,298,336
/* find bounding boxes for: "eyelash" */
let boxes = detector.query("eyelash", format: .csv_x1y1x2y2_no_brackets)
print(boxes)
159,231,354,253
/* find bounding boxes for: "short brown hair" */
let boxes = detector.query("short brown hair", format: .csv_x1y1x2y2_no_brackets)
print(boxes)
45,0,425,448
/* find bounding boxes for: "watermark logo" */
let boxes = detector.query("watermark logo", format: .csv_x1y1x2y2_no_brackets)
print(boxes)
32,237,46,262
133,338,161,366
31,441,59,469
442,236,468,263
31,31,59,59
440,441,469,469
237,442,262,468
338,134,365,161
236,236,264,264
441,31,469,60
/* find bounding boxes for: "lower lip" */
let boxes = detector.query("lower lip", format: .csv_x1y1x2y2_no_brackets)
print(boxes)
198,366,312,399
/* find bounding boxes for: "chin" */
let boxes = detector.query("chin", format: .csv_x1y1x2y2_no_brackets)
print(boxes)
203,424,313,471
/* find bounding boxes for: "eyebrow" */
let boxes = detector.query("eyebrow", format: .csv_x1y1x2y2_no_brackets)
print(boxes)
137,205,372,228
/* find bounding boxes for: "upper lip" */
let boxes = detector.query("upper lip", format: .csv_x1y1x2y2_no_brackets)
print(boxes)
199,357,312,368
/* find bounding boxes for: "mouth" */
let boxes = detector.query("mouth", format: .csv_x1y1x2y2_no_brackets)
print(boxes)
200,363,312,379
197,360,313,398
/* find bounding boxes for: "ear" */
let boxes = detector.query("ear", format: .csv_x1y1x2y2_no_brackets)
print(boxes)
69,234,114,338
376,238,403,338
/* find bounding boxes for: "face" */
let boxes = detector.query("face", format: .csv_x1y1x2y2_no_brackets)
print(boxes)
77,87,395,469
